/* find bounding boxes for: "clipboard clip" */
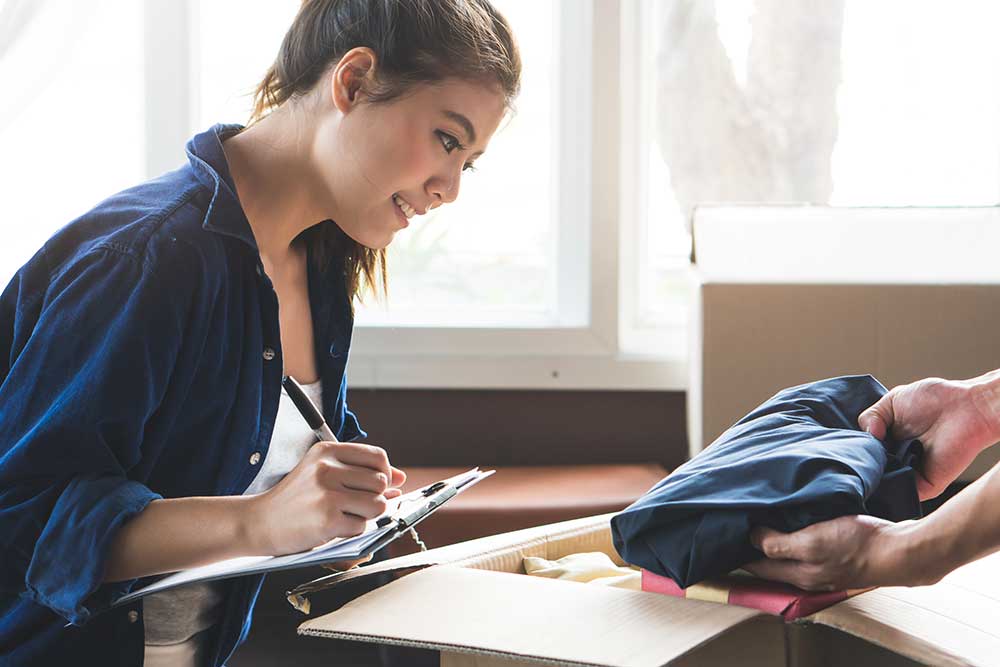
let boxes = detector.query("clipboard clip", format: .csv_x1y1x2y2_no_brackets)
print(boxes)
376,481,458,532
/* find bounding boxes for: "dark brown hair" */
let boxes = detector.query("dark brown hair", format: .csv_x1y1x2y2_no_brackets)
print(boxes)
250,0,521,306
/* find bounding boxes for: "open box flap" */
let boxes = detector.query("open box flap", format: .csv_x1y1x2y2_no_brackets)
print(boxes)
287,513,619,610
299,565,773,667
805,551,1000,667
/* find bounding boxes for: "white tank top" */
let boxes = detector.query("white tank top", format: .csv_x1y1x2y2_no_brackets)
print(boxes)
143,379,323,662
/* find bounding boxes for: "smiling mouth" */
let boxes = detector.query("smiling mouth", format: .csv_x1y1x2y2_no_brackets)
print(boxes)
392,193,417,219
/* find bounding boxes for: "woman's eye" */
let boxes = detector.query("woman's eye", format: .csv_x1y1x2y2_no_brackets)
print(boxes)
436,131,461,154
462,162,477,173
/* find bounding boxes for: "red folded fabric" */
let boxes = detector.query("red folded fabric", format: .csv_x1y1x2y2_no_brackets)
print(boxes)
641,570,873,620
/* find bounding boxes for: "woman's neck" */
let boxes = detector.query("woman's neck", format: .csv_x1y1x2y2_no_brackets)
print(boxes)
222,108,332,268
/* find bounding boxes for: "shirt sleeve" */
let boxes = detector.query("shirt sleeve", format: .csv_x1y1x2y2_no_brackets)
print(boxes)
0,245,196,625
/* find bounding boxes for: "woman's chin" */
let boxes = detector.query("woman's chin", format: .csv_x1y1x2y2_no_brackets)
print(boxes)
367,227,397,250
336,224,395,251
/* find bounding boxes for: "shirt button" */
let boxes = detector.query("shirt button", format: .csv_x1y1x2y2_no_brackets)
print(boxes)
249,452,262,466
127,610,139,623
263,347,275,361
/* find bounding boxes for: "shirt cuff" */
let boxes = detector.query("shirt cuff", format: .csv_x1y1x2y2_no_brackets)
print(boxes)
24,475,161,625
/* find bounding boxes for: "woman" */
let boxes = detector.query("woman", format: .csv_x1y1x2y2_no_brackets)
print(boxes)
0,1,520,665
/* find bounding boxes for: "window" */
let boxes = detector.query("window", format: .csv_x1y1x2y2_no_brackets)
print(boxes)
0,0,144,285
195,1,300,128
355,0,563,328
7,2,993,391
625,0,1000,356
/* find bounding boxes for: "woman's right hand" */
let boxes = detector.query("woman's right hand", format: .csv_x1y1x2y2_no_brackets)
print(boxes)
247,441,406,556
859,375,1000,501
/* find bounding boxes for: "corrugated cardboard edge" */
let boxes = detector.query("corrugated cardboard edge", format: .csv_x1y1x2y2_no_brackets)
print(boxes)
804,550,1000,667
299,618,778,667
299,626,591,667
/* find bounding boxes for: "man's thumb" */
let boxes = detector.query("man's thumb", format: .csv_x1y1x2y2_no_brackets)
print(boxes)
859,394,894,440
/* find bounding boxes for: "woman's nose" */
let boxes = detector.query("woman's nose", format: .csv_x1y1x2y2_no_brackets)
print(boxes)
428,172,460,205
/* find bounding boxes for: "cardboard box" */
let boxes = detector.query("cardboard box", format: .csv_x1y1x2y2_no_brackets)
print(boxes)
687,205,1000,480
293,513,1000,666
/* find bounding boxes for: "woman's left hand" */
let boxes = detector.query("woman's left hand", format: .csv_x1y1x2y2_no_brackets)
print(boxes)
742,515,935,591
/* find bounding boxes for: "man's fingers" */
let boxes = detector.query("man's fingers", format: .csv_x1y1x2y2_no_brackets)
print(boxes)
743,558,798,583
750,526,823,562
859,393,894,440
750,526,776,552
750,527,796,560
743,559,832,591
860,412,887,439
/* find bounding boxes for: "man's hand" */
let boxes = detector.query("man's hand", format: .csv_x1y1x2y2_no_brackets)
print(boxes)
744,371,1000,592
860,377,1000,500
744,516,936,591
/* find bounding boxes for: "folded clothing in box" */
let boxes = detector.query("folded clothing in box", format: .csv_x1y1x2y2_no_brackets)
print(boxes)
611,375,923,588
641,569,873,620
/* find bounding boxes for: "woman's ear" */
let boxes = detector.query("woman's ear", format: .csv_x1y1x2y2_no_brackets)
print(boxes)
331,47,377,113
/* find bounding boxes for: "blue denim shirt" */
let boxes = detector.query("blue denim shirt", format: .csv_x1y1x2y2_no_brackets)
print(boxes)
0,124,365,666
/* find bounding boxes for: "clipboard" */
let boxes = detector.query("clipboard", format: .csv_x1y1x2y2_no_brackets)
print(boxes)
112,467,493,608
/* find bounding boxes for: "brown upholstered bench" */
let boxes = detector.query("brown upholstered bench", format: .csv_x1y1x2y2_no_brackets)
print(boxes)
387,463,668,557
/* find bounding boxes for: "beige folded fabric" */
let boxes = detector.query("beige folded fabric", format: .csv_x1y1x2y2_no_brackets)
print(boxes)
523,552,642,590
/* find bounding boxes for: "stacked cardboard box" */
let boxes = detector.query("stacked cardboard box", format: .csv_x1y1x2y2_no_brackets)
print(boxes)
688,205,1000,482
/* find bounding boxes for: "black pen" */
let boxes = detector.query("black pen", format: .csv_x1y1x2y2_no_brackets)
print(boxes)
282,375,338,442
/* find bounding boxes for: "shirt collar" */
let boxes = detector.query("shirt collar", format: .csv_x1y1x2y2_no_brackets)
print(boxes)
185,123,259,250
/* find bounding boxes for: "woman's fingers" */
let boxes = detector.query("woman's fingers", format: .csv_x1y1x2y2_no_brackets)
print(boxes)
324,444,407,492
337,488,389,520
331,443,392,478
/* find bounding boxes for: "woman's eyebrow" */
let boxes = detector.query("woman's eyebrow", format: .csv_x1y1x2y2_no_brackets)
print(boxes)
442,110,477,145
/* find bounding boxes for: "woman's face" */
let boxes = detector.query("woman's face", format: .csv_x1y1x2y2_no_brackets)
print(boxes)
313,68,508,250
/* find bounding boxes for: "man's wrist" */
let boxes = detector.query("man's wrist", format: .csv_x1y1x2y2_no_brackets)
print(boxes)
967,373,1000,452
881,519,956,587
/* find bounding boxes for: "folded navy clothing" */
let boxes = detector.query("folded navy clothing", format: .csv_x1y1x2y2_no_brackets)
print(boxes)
611,375,923,588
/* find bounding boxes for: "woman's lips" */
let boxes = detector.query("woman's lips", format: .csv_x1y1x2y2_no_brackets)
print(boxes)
391,198,410,228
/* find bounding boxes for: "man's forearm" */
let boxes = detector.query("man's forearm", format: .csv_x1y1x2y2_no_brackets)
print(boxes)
895,463,1000,584
969,370,1000,449
103,495,261,583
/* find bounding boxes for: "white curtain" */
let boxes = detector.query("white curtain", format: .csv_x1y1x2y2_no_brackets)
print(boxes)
0,0,89,133
0,0,46,62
